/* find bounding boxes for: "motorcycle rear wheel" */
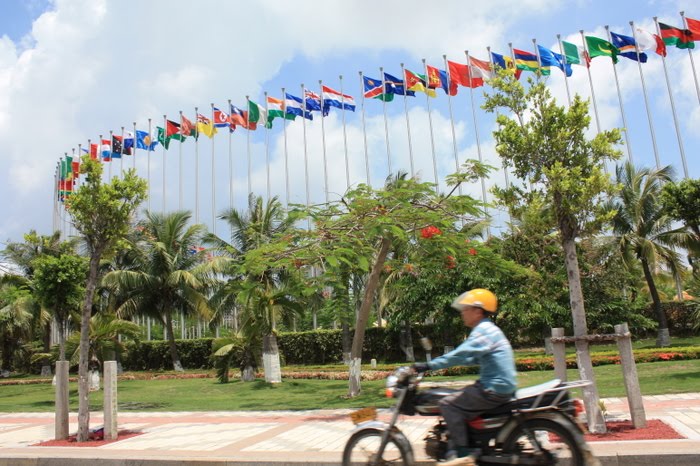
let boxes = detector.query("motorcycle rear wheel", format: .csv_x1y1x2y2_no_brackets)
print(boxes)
501,418,585,466
342,428,412,465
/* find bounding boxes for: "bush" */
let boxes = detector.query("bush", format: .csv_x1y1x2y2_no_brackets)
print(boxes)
123,339,214,370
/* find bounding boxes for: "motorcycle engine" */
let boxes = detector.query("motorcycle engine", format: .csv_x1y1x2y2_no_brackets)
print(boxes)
424,421,448,460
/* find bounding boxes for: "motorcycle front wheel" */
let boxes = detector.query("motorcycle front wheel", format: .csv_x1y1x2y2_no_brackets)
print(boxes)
502,418,585,466
342,428,412,465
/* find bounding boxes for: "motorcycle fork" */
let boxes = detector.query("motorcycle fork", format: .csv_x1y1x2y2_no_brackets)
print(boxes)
374,387,407,462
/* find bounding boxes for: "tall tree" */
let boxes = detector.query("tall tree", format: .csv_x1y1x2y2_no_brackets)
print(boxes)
483,69,622,432
66,158,147,442
610,162,693,346
660,177,700,275
103,210,213,371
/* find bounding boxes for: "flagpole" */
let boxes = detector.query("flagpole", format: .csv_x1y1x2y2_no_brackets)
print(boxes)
579,31,603,134
279,89,290,207
108,130,113,180
228,99,234,209
556,35,573,105
263,92,271,201
421,58,439,190
178,111,184,211
119,126,124,178
318,81,329,203
399,64,415,178
301,84,312,229
487,47,511,192
532,38,543,75
162,115,167,214
145,120,151,212
465,50,490,237
358,72,371,186
379,67,392,178
654,17,689,178
132,122,137,171
53,163,59,234
680,11,700,106
605,25,633,163
339,75,351,190
241,99,251,197
210,103,216,234
442,55,463,196
195,106,200,223
631,22,661,168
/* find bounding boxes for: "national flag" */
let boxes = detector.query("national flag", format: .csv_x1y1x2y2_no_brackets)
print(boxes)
321,85,356,112
157,127,174,150
135,130,158,150
72,158,80,178
383,72,416,96
123,132,135,151
304,90,323,112
284,93,313,120
363,75,393,101
635,27,667,56
246,100,267,130
229,104,248,130
112,135,131,157
267,96,295,127
196,113,217,138
685,16,700,41
180,114,197,137
426,65,455,95
62,156,73,182
469,56,495,80
610,31,647,62
513,48,542,73
213,107,231,128
100,139,112,161
659,22,695,49
536,45,572,76
447,60,482,88
89,143,99,160
585,36,620,63
562,41,591,66
404,68,436,97
165,119,180,137
490,51,523,78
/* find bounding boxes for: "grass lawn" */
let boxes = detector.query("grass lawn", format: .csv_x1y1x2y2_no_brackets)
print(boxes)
1,359,699,413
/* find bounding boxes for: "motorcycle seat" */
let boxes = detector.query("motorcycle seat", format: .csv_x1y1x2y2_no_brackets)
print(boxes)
513,379,562,400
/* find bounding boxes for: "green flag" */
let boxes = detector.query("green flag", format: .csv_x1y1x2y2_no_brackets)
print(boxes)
585,36,620,63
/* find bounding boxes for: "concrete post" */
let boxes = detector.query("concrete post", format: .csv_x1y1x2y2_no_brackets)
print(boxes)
615,323,647,428
551,328,567,382
104,361,118,440
54,360,69,440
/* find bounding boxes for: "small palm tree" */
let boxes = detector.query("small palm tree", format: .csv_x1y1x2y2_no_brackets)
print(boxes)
103,211,214,371
65,312,141,368
610,162,693,346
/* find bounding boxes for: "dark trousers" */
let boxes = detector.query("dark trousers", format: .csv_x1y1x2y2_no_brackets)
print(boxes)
439,380,513,451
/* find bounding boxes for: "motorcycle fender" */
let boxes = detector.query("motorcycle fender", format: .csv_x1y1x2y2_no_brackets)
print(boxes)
494,411,581,445
350,422,415,464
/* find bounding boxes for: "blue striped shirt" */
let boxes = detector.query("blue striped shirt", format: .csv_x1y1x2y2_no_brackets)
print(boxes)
427,318,516,395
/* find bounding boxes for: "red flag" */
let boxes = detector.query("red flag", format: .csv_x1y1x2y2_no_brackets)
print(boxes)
447,60,483,88
72,160,80,178
89,143,98,160
166,119,180,137
686,16,700,40
655,34,667,56
180,114,196,136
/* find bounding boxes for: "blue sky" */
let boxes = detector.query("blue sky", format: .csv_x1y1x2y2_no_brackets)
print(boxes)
1,0,699,243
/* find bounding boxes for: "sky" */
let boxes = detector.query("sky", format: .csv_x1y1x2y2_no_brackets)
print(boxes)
1,0,700,245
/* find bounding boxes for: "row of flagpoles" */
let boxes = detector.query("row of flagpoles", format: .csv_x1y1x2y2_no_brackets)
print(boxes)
54,13,700,239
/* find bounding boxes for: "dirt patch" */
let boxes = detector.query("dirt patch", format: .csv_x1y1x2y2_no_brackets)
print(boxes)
33,429,143,447
585,419,684,442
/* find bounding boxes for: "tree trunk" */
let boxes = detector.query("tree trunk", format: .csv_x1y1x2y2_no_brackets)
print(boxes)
400,321,415,362
262,333,282,383
164,310,184,371
349,237,392,397
561,237,606,433
641,257,670,347
58,319,66,361
341,322,352,365
77,251,101,442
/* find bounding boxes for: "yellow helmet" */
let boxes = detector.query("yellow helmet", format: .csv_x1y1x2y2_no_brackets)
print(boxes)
451,288,498,313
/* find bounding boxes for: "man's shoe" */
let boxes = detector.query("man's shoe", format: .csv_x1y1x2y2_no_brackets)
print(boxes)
440,454,476,466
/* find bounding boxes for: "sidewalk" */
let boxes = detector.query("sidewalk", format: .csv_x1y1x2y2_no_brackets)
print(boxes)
0,393,699,465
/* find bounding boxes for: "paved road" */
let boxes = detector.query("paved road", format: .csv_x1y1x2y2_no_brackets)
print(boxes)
0,393,699,465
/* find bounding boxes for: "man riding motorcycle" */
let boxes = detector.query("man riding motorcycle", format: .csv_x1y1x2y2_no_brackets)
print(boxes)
412,288,516,466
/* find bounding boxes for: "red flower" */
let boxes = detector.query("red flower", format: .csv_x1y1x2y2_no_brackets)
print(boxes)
468,248,477,256
445,255,456,269
420,225,442,239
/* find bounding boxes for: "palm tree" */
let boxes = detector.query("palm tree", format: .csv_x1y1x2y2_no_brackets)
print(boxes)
610,162,693,347
103,211,213,371
208,194,300,383
64,312,141,368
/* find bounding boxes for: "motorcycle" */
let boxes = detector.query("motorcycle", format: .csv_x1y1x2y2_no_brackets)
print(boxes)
342,366,600,465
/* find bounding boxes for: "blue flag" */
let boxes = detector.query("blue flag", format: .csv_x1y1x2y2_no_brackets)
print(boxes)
610,31,648,62
135,130,158,151
383,72,415,96
285,93,313,120
537,45,573,76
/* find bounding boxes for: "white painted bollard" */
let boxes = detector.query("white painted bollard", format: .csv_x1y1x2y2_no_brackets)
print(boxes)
104,361,118,440
370,358,377,368
89,369,100,391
